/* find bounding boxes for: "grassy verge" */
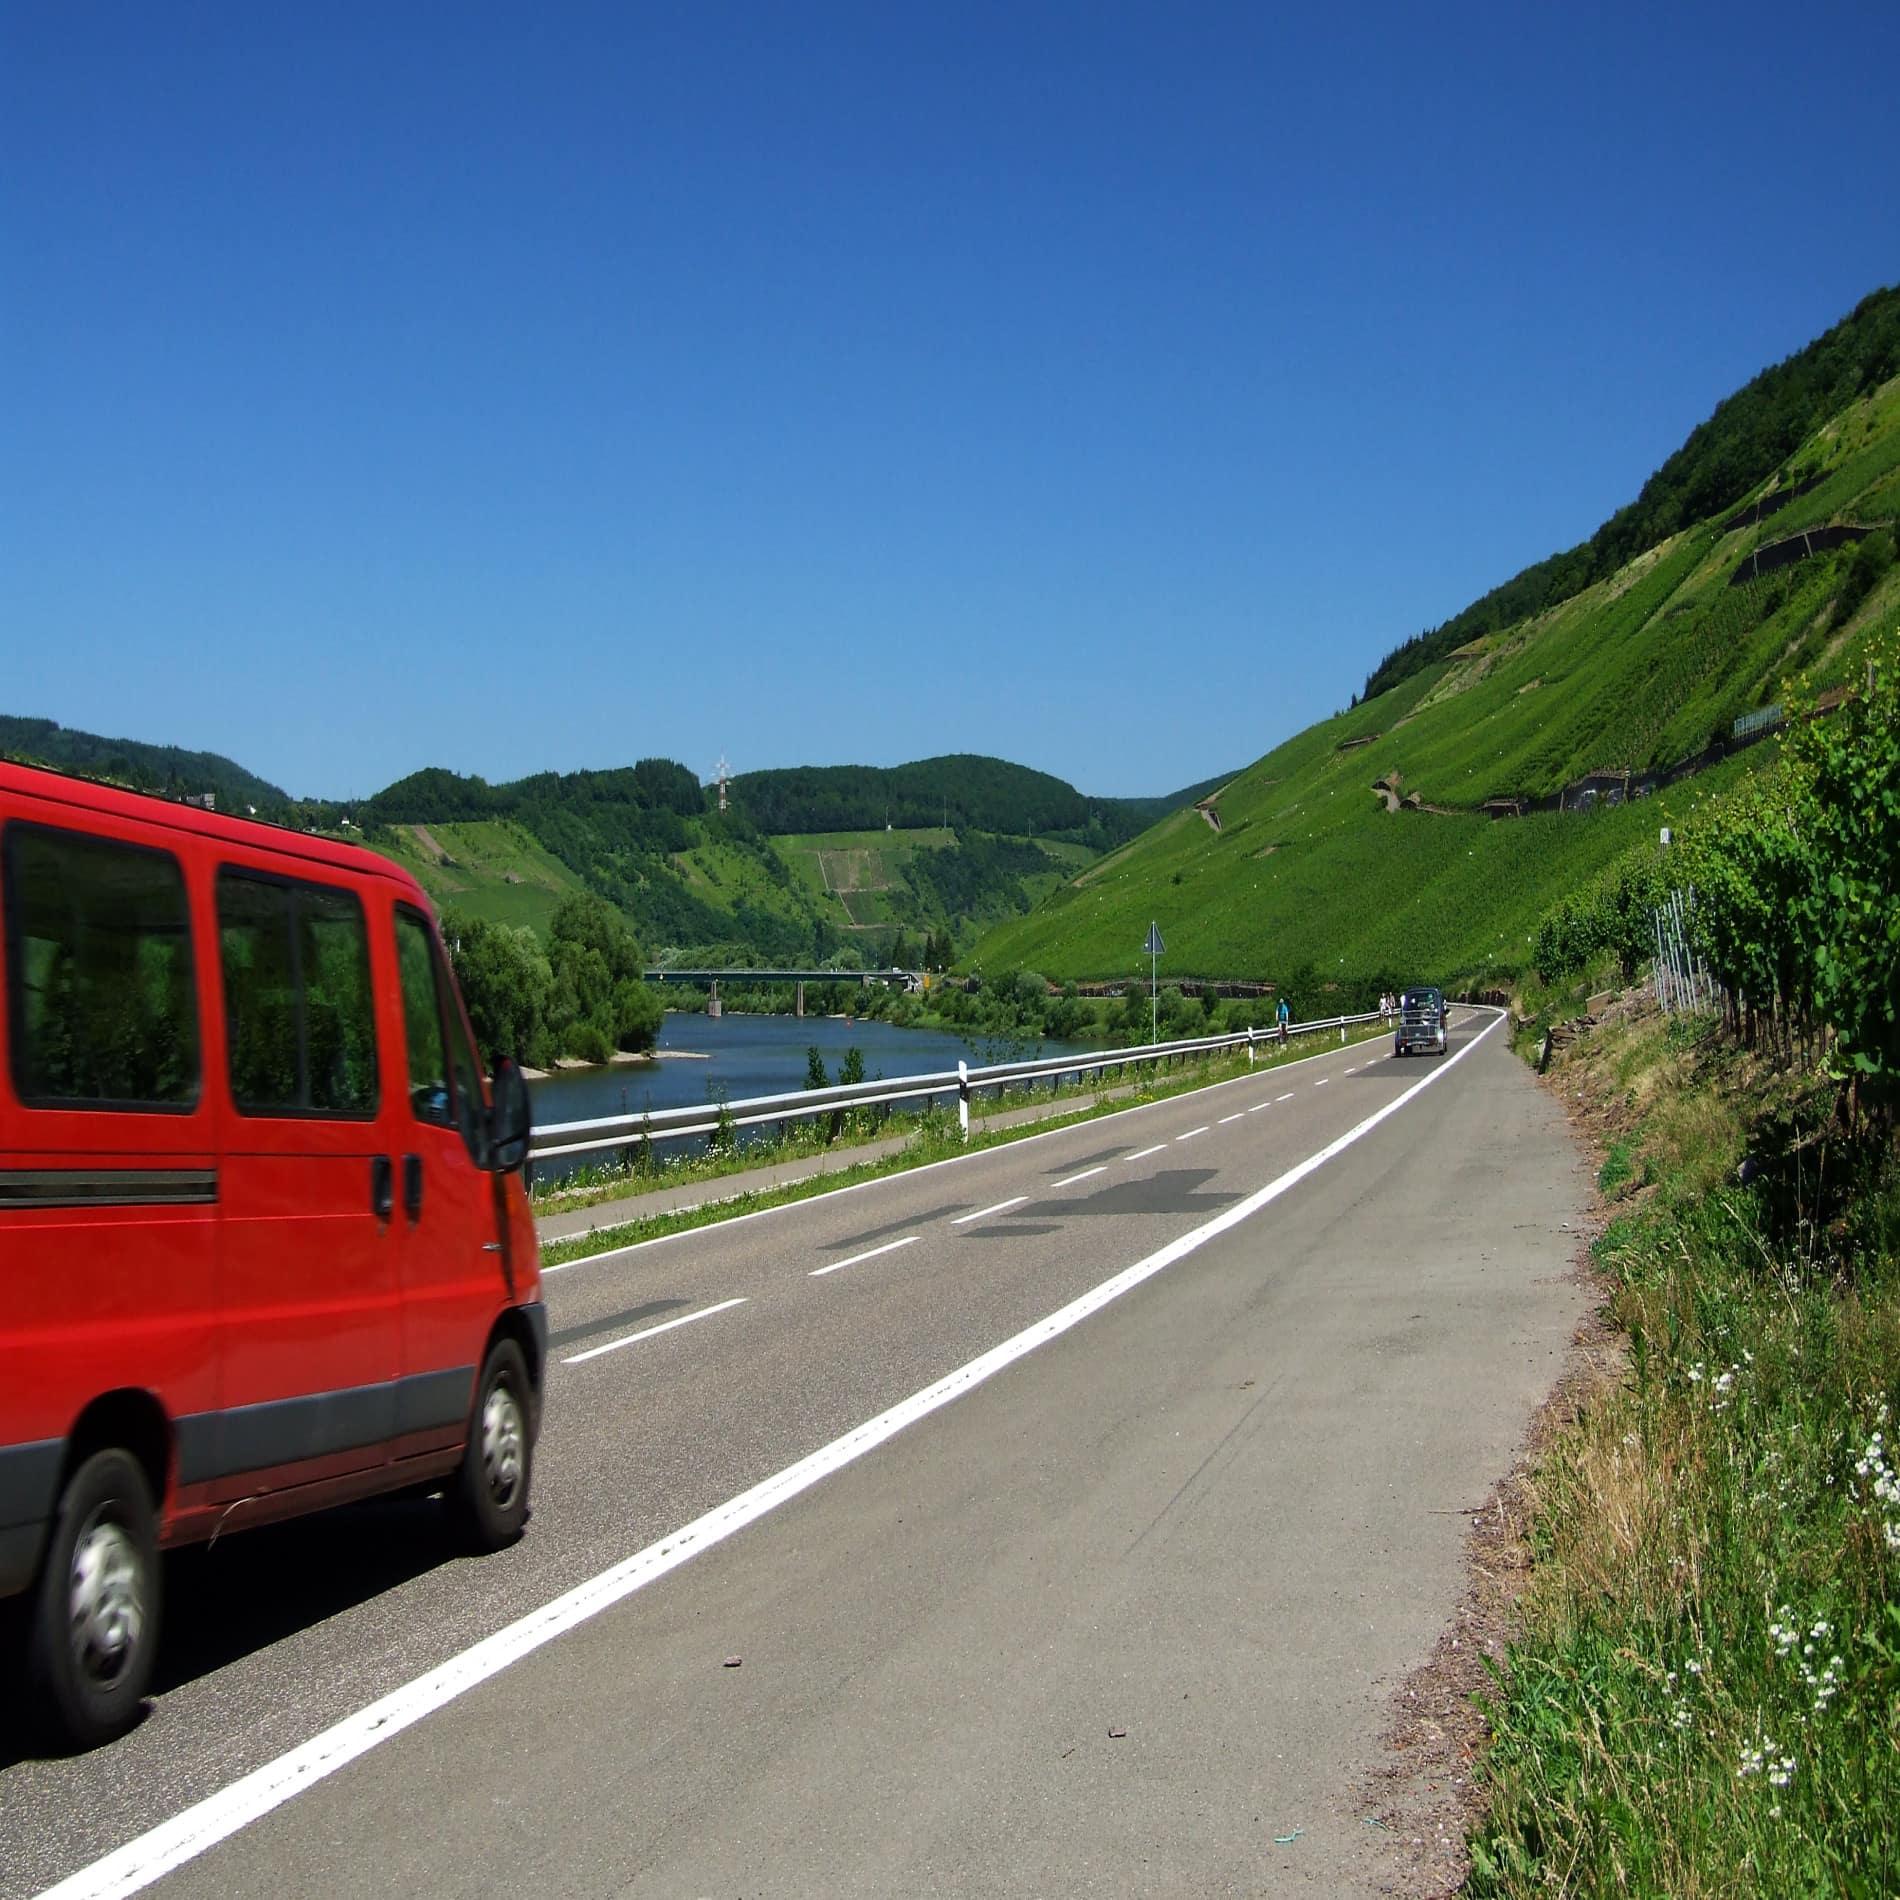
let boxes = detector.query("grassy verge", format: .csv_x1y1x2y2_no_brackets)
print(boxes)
537,1020,1392,1265
1467,1001,1900,1895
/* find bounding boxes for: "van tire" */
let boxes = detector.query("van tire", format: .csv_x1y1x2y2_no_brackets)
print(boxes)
25,1449,161,1749
449,1339,533,1552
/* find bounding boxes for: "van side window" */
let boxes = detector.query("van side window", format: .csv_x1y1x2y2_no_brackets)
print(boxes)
395,907,453,1128
2,823,200,1110
218,870,378,1117
439,940,485,1157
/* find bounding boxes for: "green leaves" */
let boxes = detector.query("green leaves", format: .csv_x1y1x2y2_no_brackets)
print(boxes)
1529,628,1899,1115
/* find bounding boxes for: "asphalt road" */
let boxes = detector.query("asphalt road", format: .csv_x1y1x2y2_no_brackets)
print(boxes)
1,1012,1590,1899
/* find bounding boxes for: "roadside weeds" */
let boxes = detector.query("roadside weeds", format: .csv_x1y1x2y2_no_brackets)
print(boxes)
1370,991,1900,1896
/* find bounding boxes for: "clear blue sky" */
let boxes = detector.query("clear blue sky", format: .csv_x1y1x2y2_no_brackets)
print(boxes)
5,2,1896,802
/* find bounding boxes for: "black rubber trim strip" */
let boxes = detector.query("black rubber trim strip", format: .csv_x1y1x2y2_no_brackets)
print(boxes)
395,1366,474,1438
0,1521,48,1598
0,1167,218,1210
174,1366,477,1486
0,1437,62,1528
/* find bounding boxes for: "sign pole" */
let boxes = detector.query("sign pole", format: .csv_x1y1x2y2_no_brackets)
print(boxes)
1144,922,1165,1044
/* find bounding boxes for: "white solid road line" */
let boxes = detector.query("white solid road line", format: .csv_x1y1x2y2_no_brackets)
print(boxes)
35,1009,1506,1900
1176,1126,1209,1141
1052,1166,1108,1188
810,1236,920,1279
951,1196,1029,1226
561,1298,748,1365
1126,1144,1167,1161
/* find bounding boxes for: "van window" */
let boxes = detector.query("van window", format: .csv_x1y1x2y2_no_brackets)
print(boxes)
218,870,378,1117
3,823,200,1110
396,905,485,1157
395,906,453,1128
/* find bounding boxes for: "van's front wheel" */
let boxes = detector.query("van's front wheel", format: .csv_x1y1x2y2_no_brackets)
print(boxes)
26,1449,161,1749
449,1339,533,1551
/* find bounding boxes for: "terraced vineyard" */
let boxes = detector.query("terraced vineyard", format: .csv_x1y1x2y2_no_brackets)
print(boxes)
973,371,1900,989
369,819,589,934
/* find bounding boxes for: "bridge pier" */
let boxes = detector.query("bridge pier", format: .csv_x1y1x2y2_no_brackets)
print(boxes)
795,981,804,1018
707,979,721,1020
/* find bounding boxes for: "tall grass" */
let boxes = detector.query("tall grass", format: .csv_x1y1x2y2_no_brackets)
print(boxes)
1469,1011,1900,1895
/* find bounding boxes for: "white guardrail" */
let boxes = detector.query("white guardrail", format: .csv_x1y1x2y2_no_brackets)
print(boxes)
528,1011,1385,1162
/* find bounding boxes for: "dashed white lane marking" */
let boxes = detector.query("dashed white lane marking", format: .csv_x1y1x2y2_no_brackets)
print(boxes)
37,1010,1507,1900
810,1236,920,1279
539,1033,1378,1278
1276,1092,1294,1103
563,1297,748,1365
1176,1126,1209,1141
1052,1166,1108,1188
1314,1079,1329,1088
1126,1144,1167,1161
1218,1113,1245,1125
951,1196,1029,1226
1247,1102,1271,1112
1343,1066,1359,1074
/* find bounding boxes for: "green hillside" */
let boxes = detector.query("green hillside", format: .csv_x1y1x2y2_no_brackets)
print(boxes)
730,754,1231,850
973,357,1900,991
0,715,291,815
1362,283,1900,702
367,820,591,935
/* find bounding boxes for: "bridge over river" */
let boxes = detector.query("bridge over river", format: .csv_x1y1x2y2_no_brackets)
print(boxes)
645,966,921,1015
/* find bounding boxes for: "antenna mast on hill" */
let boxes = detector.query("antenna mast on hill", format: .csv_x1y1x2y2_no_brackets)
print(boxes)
715,754,731,813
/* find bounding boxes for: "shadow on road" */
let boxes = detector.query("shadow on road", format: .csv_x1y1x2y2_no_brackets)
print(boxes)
0,1491,459,1770
964,1168,1242,1229
152,1493,459,1698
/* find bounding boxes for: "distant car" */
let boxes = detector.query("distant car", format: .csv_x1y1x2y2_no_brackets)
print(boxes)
1394,985,1448,1057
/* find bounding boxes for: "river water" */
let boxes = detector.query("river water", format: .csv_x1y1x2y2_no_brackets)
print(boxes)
526,1010,1096,1173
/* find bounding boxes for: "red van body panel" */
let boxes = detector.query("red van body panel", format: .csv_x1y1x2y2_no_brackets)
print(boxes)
0,760,544,1594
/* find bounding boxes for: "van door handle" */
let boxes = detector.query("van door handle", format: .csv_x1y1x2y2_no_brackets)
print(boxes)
370,1155,394,1219
402,1154,423,1221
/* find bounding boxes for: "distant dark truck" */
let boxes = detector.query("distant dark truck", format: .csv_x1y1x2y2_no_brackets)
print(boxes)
1394,985,1448,1057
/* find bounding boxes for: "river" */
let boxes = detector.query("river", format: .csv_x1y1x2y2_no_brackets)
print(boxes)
526,1010,1096,1175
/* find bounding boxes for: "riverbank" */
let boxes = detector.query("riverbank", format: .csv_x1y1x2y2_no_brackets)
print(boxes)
518,1049,656,1081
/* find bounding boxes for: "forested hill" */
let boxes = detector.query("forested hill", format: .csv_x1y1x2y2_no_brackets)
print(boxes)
729,754,1231,847
1360,284,1900,703
0,715,290,814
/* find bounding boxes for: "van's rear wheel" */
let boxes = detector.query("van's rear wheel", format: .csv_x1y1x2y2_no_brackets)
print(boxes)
25,1449,160,1749
449,1339,533,1551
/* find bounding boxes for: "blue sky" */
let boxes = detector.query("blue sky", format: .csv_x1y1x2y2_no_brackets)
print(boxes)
5,3,1896,801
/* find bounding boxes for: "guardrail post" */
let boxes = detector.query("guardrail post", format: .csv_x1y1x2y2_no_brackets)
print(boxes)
1339,1018,1346,1043
957,1059,970,1142
1246,1026,1255,1066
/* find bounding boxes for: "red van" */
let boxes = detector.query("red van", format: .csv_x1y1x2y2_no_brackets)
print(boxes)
0,760,544,1747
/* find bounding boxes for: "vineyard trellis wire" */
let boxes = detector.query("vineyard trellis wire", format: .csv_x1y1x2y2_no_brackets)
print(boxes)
1652,886,1717,1015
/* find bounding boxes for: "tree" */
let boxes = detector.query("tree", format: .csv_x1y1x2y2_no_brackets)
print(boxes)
544,892,662,1060
442,911,555,1068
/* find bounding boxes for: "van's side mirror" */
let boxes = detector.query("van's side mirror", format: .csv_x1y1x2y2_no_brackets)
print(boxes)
486,1056,532,1175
